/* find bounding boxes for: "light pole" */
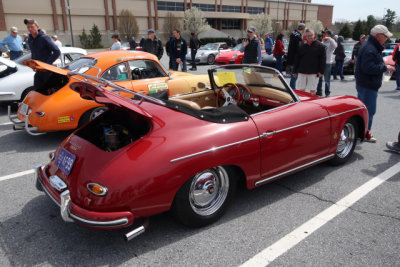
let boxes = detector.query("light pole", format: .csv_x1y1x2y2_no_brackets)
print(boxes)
67,0,75,46
275,0,280,39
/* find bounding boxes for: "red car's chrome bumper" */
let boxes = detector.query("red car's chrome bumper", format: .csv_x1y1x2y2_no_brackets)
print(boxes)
35,165,134,229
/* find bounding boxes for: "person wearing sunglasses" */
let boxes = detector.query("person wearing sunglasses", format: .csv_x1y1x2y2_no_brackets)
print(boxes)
240,26,262,65
293,29,325,95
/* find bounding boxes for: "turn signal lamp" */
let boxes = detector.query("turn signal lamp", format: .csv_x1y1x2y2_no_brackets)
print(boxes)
87,183,108,196
35,111,45,117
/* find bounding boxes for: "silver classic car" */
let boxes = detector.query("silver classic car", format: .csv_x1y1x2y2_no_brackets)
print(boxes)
186,42,229,65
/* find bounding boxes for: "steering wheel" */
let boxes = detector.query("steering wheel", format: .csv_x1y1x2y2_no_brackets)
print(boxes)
216,83,241,107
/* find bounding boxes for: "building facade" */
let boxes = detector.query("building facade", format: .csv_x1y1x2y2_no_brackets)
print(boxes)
0,0,333,46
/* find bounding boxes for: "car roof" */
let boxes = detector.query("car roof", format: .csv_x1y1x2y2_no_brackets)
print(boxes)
83,50,158,65
59,46,88,55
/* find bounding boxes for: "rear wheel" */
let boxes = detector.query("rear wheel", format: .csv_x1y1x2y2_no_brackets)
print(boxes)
78,107,108,127
207,54,215,65
330,118,358,165
172,166,237,227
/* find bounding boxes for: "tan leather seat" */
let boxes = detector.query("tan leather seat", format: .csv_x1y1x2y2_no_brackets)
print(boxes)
169,98,201,110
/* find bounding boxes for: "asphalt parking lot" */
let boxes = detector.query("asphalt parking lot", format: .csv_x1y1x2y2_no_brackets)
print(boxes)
0,57,399,266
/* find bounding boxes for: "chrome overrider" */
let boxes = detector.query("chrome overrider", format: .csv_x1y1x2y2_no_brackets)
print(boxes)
35,165,146,241
8,105,44,135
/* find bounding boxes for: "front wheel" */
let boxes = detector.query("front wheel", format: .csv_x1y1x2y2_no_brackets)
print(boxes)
172,166,237,227
329,118,358,165
207,54,215,65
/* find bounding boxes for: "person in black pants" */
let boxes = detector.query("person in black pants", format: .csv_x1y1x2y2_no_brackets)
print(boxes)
189,33,200,71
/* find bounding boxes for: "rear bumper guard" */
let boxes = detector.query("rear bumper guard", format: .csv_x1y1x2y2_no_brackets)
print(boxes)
8,105,44,135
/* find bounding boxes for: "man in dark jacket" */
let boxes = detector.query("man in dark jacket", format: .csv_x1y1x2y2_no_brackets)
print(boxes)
351,34,366,64
141,29,163,60
170,29,187,72
189,32,200,71
287,23,305,89
355,25,395,142
293,29,325,94
24,18,60,89
240,26,262,65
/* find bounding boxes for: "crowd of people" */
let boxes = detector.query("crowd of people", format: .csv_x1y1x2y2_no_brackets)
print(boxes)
1,18,399,154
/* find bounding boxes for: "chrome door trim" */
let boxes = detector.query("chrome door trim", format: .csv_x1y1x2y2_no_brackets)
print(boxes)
255,154,335,187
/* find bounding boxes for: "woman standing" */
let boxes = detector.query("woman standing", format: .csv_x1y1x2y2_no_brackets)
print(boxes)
110,34,121,50
273,33,285,73
333,36,345,81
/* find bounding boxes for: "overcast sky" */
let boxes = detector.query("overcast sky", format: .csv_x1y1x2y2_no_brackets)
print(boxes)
311,0,399,23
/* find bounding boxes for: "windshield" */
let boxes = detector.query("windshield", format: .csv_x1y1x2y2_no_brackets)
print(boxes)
213,65,289,92
0,61,17,78
232,44,242,51
200,43,220,50
384,43,397,49
343,43,355,52
63,57,97,73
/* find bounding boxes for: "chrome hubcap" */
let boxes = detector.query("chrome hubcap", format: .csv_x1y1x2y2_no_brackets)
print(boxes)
336,122,355,158
189,167,229,216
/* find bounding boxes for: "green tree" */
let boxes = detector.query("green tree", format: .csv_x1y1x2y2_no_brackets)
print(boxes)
89,24,102,48
352,20,367,40
366,15,376,34
79,28,90,48
339,23,352,38
383,9,397,30
306,20,324,36
183,7,210,36
118,9,139,41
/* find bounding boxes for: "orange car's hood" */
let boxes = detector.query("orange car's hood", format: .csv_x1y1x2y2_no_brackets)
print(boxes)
23,59,70,76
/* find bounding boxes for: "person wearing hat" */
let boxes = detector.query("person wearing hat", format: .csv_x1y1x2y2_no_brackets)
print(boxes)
141,29,163,60
316,29,337,97
355,25,395,143
240,26,262,65
24,18,60,89
287,23,306,88
52,35,62,48
351,34,367,69
0,26,24,60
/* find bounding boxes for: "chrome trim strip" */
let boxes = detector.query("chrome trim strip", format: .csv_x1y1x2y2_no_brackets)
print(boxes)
170,136,260,163
255,154,335,187
170,107,364,163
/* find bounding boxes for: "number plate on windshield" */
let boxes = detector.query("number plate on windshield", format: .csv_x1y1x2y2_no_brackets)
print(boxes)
56,148,76,175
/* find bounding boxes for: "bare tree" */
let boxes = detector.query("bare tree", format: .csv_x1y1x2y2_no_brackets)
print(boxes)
162,12,181,40
183,7,210,36
249,13,272,37
118,9,139,41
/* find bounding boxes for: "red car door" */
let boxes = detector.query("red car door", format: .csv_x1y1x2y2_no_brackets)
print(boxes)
251,101,332,185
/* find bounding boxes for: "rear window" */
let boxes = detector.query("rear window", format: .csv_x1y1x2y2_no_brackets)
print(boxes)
63,57,97,73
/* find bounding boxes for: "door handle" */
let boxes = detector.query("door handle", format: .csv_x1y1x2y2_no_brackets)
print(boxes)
262,131,275,138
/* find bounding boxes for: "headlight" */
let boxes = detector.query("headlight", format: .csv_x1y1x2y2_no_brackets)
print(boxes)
87,183,108,196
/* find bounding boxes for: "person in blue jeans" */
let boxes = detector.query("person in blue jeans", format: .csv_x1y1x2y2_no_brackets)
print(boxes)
316,30,337,97
333,36,345,81
355,25,395,143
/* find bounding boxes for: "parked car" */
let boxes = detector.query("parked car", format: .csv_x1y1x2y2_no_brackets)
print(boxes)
216,44,267,65
186,42,229,65
382,43,398,57
9,50,212,135
35,64,368,240
0,47,87,102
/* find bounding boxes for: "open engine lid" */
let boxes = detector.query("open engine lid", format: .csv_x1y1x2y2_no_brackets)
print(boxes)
23,59,70,76
69,80,155,118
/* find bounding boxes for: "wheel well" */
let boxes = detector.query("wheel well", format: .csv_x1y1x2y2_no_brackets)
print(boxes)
224,165,247,190
350,115,365,141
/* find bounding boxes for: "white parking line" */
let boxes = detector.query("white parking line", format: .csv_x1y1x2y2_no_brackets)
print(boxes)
240,162,400,267
0,122,12,126
0,169,34,182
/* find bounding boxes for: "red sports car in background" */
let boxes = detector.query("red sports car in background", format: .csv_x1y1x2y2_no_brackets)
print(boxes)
35,65,368,241
216,44,266,65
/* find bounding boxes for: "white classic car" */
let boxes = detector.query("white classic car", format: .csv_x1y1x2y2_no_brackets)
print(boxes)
0,47,87,102
186,42,230,65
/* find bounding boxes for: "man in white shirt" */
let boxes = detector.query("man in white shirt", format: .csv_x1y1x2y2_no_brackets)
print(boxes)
316,30,337,97
52,35,62,48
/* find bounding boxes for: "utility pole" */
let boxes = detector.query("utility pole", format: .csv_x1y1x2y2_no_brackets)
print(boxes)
67,0,75,46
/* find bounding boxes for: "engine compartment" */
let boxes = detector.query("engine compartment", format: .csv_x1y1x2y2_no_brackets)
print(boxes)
35,72,69,95
75,108,151,152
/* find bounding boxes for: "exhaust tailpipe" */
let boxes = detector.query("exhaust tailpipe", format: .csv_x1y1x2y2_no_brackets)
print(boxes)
13,124,25,131
124,219,149,242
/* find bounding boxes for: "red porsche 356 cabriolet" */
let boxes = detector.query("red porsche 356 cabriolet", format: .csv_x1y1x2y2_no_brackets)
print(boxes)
35,65,368,241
